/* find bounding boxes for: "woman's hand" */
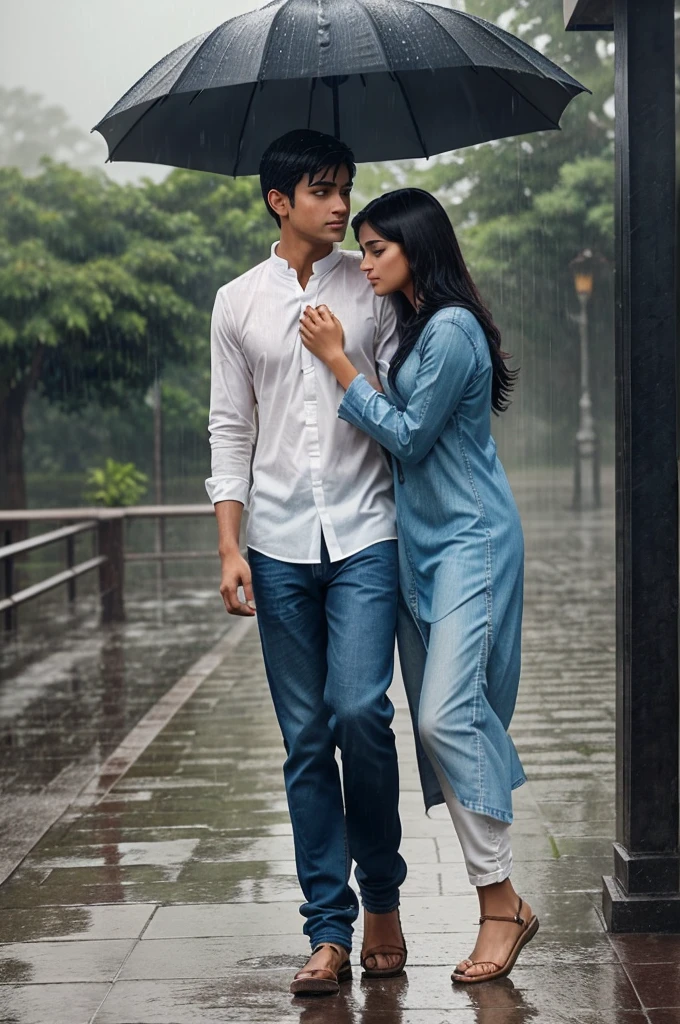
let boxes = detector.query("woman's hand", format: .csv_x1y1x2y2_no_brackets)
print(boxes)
300,304,360,391
299,305,345,365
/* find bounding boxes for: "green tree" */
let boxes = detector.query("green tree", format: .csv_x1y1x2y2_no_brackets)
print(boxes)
0,160,216,510
13,164,277,507
416,0,616,463
136,169,277,481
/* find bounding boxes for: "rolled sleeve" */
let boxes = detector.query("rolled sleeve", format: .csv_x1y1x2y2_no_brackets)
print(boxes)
204,473,251,507
205,288,257,507
338,373,376,426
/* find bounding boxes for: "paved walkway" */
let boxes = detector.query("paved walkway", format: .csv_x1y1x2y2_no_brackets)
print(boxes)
1,471,679,1022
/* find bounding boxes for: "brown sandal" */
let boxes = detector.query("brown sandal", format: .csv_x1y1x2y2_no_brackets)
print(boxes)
451,897,539,985
361,910,408,979
290,942,352,996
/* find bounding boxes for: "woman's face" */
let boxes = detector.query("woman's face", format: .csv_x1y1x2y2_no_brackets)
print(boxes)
358,222,412,298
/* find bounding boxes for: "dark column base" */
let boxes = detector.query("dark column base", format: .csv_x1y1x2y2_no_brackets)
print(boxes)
613,843,680,894
603,875,680,932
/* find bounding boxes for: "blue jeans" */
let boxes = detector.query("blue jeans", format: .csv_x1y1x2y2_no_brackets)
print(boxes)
248,538,406,951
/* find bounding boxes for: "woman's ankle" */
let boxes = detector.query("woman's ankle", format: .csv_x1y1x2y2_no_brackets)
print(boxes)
477,878,518,913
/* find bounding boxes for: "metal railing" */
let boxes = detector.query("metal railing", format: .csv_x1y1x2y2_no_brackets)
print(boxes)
0,505,215,631
0,521,105,631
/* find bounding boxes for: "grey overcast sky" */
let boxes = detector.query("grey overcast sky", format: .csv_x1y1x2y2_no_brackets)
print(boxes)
0,0,459,181
0,0,272,180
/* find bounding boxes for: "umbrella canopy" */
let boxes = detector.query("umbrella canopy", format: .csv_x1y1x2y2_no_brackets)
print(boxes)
93,0,588,177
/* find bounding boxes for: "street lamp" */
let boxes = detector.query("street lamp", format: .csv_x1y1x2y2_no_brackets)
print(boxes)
569,249,601,510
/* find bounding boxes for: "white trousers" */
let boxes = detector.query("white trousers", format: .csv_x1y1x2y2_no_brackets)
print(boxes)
438,772,513,886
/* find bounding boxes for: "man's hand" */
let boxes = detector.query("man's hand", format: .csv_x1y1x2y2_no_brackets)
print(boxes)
219,550,256,616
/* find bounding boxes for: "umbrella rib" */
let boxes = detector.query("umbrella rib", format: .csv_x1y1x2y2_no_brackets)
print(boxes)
105,96,166,162
458,10,587,92
306,77,317,129
455,10,547,79
412,2,479,71
93,31,210,127
354,0,397,75
355,0,429,155
232,82,260,177
231,1,296,176
393,72,428,159
167,3,285,99
167,24,231,98
257,0,297,82
490,68,562,130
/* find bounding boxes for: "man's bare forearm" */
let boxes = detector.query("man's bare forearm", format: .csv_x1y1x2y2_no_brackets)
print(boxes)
213,499,255,616
215,499,244,557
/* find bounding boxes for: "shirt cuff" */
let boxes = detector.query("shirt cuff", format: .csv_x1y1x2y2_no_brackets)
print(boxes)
205,475,251,508
338,373,375,428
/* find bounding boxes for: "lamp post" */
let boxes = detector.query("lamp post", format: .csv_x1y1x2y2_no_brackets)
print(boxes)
570,249,601,510
153,368,165,583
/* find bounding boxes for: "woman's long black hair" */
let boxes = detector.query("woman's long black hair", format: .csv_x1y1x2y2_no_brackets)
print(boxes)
352,189,517,414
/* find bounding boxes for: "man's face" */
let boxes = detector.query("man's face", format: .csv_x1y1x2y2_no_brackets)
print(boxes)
272,164,353,244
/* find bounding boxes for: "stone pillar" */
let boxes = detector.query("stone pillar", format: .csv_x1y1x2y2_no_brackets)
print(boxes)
602,0,680,931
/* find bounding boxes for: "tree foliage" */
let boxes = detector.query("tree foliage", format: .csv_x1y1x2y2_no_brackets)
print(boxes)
84,458,148,507
0,161,211,411
0,158,276,507
0,162,202,506
417,0,616,463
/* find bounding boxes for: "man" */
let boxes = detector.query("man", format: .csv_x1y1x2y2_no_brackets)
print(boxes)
206,129,407,996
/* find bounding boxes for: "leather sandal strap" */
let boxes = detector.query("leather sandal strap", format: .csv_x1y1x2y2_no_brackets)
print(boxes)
296,943,350,983
361,944,406,957
479,896,526,927
479,913,526,924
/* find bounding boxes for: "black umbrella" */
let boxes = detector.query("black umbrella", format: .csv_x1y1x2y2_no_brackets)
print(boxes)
93,0,587,177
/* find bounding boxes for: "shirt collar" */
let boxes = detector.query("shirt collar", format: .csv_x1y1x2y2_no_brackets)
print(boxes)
270,241,343,281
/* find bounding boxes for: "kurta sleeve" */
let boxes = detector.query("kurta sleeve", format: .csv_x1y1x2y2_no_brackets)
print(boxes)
205,288,257,507
338,313,479,465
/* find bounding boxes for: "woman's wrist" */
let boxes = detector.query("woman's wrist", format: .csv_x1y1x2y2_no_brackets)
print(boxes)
328,352,359,391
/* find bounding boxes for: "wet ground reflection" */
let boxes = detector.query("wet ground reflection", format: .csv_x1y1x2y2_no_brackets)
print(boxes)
0,470,676,1020
0,567,229,797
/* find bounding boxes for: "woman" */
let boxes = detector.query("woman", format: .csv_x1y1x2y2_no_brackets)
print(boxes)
299,188,538,984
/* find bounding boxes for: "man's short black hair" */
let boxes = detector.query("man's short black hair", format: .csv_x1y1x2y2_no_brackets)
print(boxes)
259,129,357,227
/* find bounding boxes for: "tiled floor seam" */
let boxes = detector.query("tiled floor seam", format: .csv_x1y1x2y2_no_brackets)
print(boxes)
88,979,116,1024
138,904,162,940
619,964,656,1021
90,916,162,1024
610,942,657,1021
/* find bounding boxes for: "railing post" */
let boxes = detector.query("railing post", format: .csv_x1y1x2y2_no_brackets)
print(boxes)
3,528,14,633
98,513,125,624
66,534,76,607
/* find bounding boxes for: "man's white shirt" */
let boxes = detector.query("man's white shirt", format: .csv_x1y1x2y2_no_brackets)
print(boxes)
205,242,398,563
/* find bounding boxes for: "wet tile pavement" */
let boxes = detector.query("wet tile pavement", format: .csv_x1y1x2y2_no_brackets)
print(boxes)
0,569,231,887
1,470,678,1022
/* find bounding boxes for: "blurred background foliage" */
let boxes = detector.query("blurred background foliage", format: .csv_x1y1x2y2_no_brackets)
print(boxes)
0,0,619,510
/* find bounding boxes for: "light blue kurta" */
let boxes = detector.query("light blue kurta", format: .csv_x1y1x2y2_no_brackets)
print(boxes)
338,307,526,822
